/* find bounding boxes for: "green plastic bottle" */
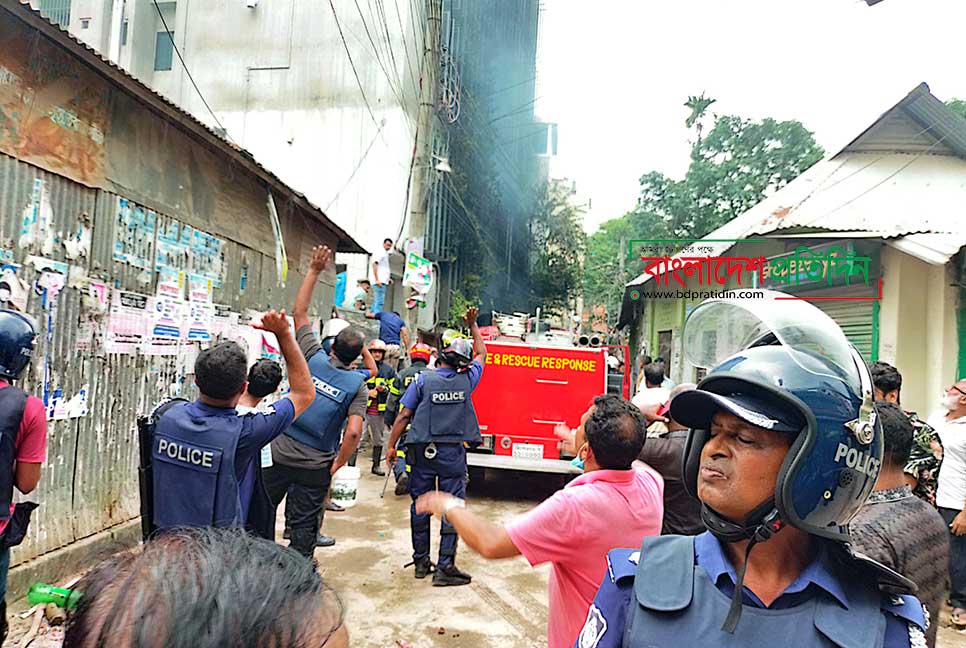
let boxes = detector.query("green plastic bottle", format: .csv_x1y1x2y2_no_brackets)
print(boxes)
27,583,82,610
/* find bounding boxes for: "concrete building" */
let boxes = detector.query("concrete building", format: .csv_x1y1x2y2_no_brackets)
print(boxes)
1,0,363,596
618,84,966,416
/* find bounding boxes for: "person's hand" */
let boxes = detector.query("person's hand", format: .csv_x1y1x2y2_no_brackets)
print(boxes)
554,423,576,455
463,306,478,326
951,511,966,536
253,309,290,336
374,281,383,287
385,445,397,467
376,384,387,393
368,389,378,399
308,245,332,273
330,457,346,476
415,491,451,517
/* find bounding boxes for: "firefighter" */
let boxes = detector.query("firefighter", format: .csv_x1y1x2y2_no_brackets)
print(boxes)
386,307,486,587
575,292,927,648
364,339,396,476
384,342,434,496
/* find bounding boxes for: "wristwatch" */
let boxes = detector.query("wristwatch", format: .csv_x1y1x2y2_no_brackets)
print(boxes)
441,497,466,524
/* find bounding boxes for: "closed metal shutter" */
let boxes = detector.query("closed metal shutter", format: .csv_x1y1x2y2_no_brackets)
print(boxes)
808,286,877,361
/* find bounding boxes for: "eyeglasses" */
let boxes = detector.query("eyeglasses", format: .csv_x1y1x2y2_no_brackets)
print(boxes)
949,385,966,397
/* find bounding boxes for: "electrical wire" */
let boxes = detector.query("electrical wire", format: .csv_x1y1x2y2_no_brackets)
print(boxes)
151,0,230,138
353,0,409,114
328,0,381,129
324,120,387,210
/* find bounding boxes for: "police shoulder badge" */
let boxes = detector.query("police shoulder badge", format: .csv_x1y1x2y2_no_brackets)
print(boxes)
578,605,607,648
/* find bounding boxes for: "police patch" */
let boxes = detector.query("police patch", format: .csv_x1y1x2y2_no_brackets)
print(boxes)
431,391,466,403
312,377,345,402
578,605,606,648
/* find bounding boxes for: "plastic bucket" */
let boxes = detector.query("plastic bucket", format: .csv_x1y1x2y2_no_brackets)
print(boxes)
330,466,361,508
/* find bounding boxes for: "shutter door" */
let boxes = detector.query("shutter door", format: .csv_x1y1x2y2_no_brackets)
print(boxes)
810,287,876,361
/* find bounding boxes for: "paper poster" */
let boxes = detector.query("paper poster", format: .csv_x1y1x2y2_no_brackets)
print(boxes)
105,289,150,353
188,273,213,303
189,229,225,286
157,266,185,298
402,252,433,294
19,179,51,250
88,280,109,309
186,301,214,341
212,304,239,338
150,295,185,339
155,220,192,273
266,192,288,287
113,198,156,270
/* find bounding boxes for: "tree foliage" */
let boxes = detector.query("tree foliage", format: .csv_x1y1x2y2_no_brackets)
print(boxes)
583,99,824,325
529,182,586,314
946,98,966,122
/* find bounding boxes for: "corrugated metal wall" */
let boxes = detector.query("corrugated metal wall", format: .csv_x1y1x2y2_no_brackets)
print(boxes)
1,152,334,566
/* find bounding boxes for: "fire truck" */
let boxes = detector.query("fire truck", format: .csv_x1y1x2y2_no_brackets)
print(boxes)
468,335,631,474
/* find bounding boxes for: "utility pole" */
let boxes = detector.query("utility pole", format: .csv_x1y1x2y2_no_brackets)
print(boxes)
406,0,441,245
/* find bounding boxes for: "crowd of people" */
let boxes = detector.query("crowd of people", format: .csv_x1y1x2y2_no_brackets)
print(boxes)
1,260,966,647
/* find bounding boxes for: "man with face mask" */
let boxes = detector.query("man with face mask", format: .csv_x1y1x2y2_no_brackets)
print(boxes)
576,292,927,648
928,377,966,628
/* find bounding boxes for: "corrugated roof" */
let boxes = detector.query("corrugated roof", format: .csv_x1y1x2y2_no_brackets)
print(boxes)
4,0,368,255
624,83,966,293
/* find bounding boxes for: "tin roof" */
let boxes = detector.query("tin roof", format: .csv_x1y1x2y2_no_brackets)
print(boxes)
4,0,368,255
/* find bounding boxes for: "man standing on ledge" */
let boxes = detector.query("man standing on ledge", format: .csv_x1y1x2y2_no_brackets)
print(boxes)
386,307,486,586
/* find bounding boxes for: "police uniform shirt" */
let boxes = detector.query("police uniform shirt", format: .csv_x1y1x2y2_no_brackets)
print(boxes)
374,311,407,346
269,326,368,470
179,399,295,520
575,531,926,648
399,360,484,412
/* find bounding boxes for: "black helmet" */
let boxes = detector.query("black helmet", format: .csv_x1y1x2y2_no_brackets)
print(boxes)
440,337,473,370
0,309,37,380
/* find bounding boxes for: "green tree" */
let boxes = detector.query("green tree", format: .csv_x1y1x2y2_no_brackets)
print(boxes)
583,100,824,325
946,98,966,121
529,182,586,314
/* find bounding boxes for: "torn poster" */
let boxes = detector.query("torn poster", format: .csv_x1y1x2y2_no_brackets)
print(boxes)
211,304,239,338
157,266,185,299
402,252,433,294
0,264,28,312
266,192,288,287
63,213,92,260
113,198,156,270
155,220,192,273
189,229,225,287
188,273,213,303
105,289,149,353
19,179,52,251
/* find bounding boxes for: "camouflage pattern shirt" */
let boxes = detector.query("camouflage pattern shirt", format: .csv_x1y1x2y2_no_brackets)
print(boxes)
904,411,944,506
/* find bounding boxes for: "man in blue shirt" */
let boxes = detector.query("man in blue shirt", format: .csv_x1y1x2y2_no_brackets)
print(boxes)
576,292,927,648
385,308,486,586
366,309,409,370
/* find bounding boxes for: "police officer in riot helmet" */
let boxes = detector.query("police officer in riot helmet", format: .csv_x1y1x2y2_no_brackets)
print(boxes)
386,308,486,586
577,292,927,648
384,342,434,496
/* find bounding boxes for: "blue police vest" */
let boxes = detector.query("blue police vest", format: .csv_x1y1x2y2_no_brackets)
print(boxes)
0,387,26,523
285,352,365,453
624,535,915,648
407,370,481,446
152,402,242,530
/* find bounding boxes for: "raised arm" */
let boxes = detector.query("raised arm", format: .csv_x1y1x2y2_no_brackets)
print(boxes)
361,344,377,378
401,325,411,351
254,310,314,416
464,307,486,364
293,245,332,331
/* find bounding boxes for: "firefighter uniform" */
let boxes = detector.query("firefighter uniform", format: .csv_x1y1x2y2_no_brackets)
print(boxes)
384,355,431,490
363,340,396,475
400,360,483,582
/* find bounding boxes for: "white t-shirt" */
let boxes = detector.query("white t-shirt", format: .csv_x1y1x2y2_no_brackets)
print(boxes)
237,404,274,468
632,386,671,409
374,248,391,284
929,410,966,510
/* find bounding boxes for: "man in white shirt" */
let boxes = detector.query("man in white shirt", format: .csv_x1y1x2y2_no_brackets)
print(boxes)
928,377,966,628
372,238,393,314
632,360,670,410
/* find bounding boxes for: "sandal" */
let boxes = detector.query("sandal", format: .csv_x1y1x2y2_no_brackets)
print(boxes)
951,608,966,629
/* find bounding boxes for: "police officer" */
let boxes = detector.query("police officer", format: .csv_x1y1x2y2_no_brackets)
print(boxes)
364,339,396,476
0,310,46,641
151,310,315,535
576,292,928,648
384,342,434,496
386,307,486,587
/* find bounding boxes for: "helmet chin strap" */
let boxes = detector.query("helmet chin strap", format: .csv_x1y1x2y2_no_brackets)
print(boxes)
701,498,785,634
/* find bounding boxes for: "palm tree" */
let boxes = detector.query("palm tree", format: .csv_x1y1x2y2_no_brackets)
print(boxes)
684,93,717,153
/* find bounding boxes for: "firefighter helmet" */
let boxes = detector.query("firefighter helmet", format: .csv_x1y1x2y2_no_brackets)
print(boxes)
409,343,432,363
368,339,387,352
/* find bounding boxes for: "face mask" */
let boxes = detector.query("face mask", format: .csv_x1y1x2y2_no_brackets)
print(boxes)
942,393,961,410
570,443,588,472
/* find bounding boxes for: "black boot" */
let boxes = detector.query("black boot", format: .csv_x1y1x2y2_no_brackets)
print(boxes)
433,563,472,587
315,533,336,547
371,445,386,476
394,473,410,496
414,556,435,579
289,527,317,561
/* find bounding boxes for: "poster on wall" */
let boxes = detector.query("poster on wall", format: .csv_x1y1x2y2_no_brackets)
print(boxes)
189,229,225,287
113,198,156,270
155,220,193,274
186,301,214,342
150,295,185,339
105,289,150,353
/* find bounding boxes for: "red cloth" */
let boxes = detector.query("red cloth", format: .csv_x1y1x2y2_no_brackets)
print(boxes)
0,381,47,536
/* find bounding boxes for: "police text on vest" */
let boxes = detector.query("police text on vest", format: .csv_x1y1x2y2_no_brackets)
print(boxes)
432,391,466,403
157,439,214,468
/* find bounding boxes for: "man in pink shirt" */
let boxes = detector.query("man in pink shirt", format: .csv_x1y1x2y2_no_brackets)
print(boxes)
416,394,664,648
0,310,48,641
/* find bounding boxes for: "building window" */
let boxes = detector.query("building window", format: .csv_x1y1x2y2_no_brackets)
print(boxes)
37,0,71,26
154,31,174,71
80,18,90,29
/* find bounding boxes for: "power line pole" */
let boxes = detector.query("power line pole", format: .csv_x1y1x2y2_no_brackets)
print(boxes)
407,0,441,244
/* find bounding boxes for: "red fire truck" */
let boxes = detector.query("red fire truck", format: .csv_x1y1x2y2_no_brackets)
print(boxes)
468,341,630,474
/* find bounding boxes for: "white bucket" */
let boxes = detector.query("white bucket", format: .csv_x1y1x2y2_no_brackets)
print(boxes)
330,466,361,508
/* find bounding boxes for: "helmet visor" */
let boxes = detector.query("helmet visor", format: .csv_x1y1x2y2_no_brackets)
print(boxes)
682,290,861,393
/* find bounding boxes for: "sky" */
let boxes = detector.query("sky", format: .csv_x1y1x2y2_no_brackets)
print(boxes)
535,0,966,234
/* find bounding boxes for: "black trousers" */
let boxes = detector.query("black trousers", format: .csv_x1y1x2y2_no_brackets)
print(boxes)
262,461,333,533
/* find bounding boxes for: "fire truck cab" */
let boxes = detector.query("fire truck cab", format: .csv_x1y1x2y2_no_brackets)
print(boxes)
469,340,630,474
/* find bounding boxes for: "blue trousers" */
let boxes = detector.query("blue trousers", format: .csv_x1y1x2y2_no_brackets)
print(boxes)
409,443,466,568
372,283,387,313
